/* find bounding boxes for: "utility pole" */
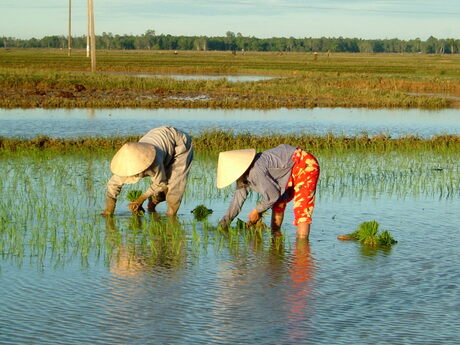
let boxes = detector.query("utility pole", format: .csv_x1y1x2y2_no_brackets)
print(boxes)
88,0,96,71
86,0,90,57
68,0,72,56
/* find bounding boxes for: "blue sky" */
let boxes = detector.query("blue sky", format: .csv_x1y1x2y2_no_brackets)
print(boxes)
1,0,460,40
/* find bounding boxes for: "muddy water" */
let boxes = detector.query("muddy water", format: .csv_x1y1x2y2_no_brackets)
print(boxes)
1,107,460,139
0,153,459,344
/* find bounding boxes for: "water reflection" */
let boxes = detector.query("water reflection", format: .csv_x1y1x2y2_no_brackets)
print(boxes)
1,153,460,344
358,243,393,259
87,108,96,119
1,107,459,138
105,216,187,276
105,71,276,82
208,233,317,343
285,239,316,344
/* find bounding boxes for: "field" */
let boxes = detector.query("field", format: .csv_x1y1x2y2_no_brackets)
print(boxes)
1,48,460,109
1,48,460,344
1,148,459,343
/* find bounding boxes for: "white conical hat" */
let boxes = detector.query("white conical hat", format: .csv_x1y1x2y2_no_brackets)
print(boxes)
216,148,256,189
110,142,156,177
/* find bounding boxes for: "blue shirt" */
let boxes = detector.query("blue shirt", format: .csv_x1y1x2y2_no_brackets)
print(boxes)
221,144,297,225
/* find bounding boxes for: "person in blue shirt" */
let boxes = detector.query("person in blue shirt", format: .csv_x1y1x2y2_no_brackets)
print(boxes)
217,144,320,239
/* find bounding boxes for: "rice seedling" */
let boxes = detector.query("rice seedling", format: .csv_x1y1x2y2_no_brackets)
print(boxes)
125,189,145,216
0,145,456,272
126,190,143,202
2,131,460,156
233,217,268,231
339,221,397,248
377,231,398,247
191,204,213,221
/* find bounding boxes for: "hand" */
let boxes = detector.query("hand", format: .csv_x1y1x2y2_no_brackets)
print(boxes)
247,208,261,227
128,201,145,215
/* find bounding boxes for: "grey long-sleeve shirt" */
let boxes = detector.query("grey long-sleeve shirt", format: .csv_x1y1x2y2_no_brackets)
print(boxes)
221,144,297,225
106,126,193,202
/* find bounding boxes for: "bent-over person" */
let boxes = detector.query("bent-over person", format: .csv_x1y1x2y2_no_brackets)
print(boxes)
102,126,194,216
217,144,319,239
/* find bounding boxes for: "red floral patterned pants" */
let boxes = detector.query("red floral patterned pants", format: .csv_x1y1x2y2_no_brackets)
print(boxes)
273,149,320,225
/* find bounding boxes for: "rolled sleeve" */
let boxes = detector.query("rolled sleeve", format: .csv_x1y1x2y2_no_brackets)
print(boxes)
106,174,125,200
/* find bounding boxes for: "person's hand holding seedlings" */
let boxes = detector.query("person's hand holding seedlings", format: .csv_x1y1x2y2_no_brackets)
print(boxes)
128,192,147,216
247,208,261,227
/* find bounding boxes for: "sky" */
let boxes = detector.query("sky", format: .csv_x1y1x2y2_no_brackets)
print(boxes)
1,0,460,40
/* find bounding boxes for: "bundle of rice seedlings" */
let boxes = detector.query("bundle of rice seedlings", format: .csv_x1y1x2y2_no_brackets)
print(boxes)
377,230,397,246
191,205,213,221
234,218,267,230
126,190,144,216
338,220,397,247
126,190,143,202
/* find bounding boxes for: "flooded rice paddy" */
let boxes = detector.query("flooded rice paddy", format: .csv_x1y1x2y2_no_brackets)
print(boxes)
1,107,460,139
105,72,276,82
1,150,459,344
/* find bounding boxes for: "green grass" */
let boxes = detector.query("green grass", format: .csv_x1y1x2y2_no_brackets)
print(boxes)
1,131,460,155
1,49,459,109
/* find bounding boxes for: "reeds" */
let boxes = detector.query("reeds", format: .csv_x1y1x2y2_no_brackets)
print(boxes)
2,131,459,155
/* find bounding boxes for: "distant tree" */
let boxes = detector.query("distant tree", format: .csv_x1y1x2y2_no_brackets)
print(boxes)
101,32,113,49
371,40,384,53
3,33,456,54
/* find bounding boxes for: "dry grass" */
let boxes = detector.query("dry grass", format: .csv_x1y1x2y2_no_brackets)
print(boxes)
1,49,459,109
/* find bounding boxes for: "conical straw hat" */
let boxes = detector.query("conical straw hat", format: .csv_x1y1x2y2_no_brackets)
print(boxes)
110,142,156,177
217,148,256,189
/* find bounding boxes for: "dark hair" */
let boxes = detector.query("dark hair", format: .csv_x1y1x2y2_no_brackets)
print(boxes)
236,173,249,188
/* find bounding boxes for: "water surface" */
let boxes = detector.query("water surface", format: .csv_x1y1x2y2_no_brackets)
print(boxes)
0,153,459,344
126,73,276,82
1,107,459,139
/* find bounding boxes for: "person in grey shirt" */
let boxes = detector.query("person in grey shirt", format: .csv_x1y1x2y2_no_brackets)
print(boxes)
102,126,194,217
217,144,320,239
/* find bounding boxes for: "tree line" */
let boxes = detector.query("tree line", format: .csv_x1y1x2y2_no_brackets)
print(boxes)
2,30,459,54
